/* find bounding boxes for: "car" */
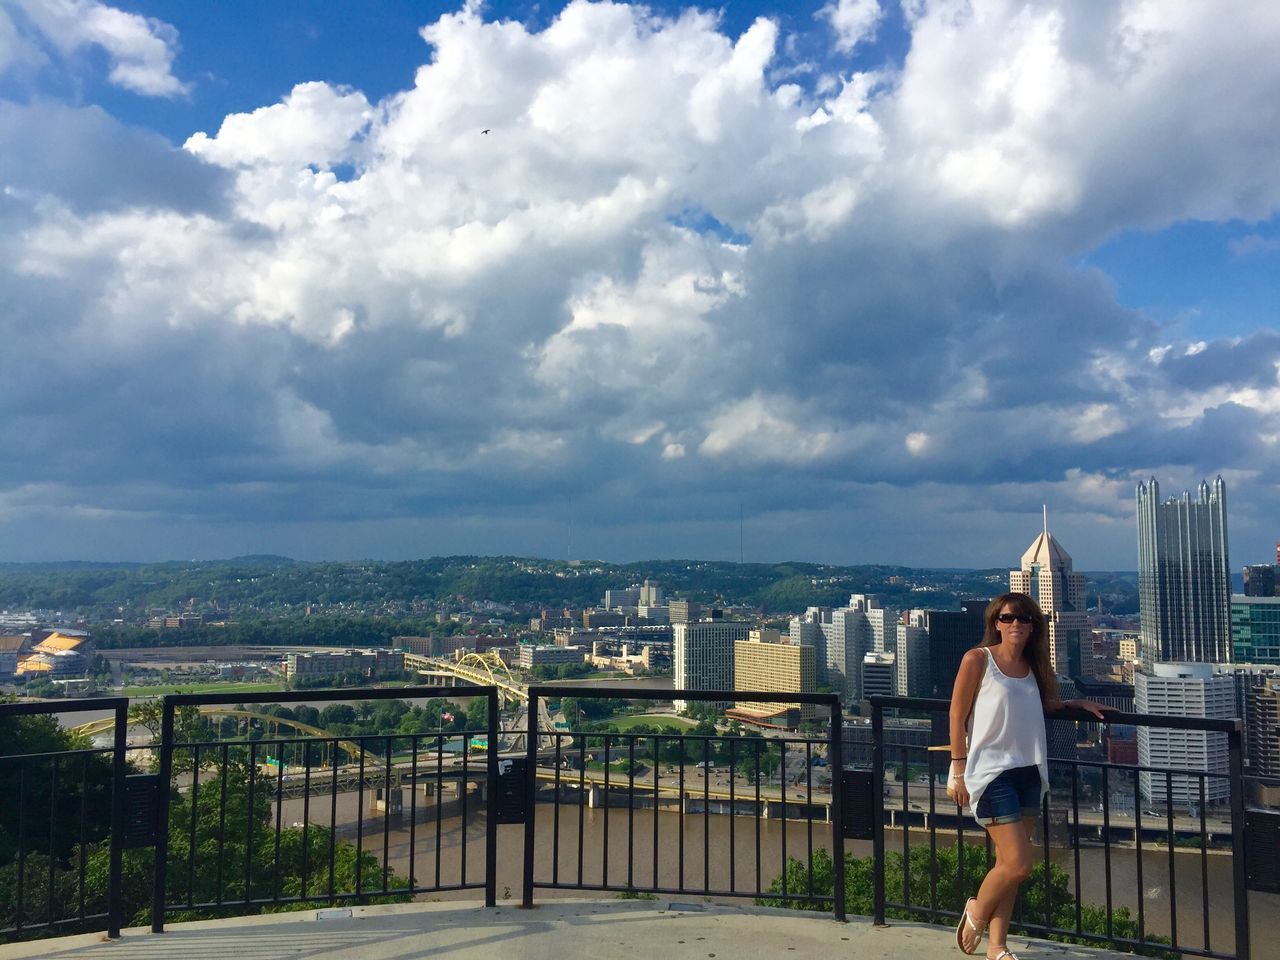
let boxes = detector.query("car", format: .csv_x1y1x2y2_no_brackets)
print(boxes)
694,761,715,769
811,757,828,767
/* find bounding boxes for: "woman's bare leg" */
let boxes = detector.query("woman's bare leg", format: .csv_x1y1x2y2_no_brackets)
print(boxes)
972,817,1035,955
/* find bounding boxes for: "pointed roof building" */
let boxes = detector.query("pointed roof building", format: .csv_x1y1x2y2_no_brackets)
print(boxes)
1011,509,1091,678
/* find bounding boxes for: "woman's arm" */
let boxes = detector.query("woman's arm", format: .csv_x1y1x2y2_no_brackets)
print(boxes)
1044,696,1111,719
947,648,985,807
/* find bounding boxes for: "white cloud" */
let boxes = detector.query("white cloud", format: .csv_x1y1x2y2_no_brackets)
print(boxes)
5,0,1280,565
820,0,882,53
10,0,188,96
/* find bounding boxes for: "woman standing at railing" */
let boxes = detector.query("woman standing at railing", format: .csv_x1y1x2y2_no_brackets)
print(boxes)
949,592,1108,960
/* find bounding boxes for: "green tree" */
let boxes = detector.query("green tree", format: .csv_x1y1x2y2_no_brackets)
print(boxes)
758,845,1173,958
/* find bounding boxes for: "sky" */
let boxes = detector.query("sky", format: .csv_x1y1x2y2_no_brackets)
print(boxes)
1,0,1279,571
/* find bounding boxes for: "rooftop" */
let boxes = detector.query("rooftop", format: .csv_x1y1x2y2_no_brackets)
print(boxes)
6,898,1141,960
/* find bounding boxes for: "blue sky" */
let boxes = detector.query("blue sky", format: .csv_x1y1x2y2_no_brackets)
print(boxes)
2,0,1279,571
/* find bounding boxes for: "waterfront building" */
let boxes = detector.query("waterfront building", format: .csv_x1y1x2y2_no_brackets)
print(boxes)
516,644,586,669
285,648,403,680
1135,662,1234,807
1010,516,1090,677
1136,476,1232,664
733,629,816,723
1232,594,1280,664
673,619,751,711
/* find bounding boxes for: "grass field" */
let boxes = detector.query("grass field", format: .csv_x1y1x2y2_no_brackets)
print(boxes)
604,714,697,732
120,681,287,697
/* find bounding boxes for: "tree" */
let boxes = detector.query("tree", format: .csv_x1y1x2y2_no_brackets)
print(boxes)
758,845,1174,958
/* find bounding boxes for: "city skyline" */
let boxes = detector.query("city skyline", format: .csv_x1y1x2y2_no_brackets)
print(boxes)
3,2,1280,569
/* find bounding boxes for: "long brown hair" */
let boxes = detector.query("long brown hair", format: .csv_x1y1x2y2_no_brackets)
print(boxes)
980,592,1060,705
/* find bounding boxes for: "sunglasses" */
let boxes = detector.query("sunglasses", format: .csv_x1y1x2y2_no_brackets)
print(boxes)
996,613,1033,624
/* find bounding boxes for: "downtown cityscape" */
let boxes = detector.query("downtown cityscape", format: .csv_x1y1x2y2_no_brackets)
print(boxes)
3,1,1280,959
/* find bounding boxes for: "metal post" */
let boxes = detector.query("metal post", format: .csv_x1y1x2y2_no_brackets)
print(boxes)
829,695,846,922
871,698,886,926
1228,722,1250,960
485,688,499,907
108,699,128,938
521,688,538,908
151,698,175,933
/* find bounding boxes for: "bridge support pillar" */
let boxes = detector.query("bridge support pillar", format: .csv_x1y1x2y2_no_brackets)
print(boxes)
587,785,603,808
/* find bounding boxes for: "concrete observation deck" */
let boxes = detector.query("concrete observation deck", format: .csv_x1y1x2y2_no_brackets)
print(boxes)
4,899,1142,960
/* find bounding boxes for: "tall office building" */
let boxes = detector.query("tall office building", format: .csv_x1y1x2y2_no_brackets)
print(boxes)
896,611,931,698
1136,476,1232,665
1231,595,1280,664
1135,663,1233,807
733,630,817,722
789,607,830,682
673,619,751,711
862,652,896,699
822,595,897,704
1010,516,1090,677
1243,564,1277,597
924,602,988,700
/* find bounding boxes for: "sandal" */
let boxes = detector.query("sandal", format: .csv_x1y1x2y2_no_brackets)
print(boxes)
955,897,983,955
988,949,1019,960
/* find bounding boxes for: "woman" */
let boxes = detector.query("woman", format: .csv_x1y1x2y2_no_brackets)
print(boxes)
949,592,1108,960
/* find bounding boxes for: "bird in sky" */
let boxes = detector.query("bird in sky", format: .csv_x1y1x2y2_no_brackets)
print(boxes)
481,128,491,134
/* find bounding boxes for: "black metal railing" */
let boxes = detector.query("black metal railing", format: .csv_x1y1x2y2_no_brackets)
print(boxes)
868,695,1250,960
0,697,129,940
521,686,846,919
5,683,1268,959
149,685,501,932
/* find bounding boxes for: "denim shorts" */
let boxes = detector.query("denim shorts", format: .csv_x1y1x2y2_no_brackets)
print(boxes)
974,764,1042,826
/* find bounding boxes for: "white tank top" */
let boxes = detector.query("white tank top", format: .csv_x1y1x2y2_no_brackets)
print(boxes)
964,647,1049,817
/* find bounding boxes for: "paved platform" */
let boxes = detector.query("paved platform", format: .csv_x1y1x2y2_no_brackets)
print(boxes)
2,899,1142,960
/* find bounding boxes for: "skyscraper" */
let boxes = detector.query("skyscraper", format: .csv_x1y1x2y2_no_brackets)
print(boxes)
673,619,750,711
1136,476,1232,665
1136,663,1233,807
1010,512,1090,677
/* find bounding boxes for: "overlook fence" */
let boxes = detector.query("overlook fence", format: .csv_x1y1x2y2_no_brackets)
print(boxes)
0,685,1269,960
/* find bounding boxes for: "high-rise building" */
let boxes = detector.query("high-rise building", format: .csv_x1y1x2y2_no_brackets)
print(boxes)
896,611,931,698
733,629,816,722
1243,564,1277,597
1136,476,1232,665
639,580,663,606
924,602,988,700
1010,516,1090,677
673,619,751,711
789,607,830,682
861,651,896,699
1135,663,1234,807
668,599,701,624
821,595,897,704
1231,595,1280,664
603,586,641,610
1246,677,1280,784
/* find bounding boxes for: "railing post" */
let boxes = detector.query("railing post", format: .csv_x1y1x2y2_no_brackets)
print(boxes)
521,687,538,908
485,688,499,908
151,698,175,933
871,698,886,926
107,699,128,938
1229,721,1250,960
829,695,846,921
